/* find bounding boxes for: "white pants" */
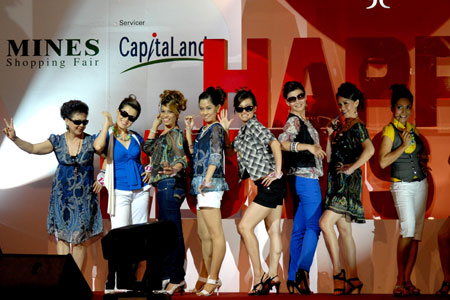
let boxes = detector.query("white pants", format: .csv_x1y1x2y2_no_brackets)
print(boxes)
391,179,427,240
110,188,150,229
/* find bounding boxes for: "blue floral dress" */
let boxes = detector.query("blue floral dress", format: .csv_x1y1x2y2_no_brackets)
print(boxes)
191,123,229,195
47,133,103,244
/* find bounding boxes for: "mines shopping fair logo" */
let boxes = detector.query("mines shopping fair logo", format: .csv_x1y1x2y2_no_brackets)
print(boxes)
119,32,205,73
5,39,100,70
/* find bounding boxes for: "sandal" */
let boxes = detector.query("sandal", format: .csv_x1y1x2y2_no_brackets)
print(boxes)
248,273,267,296
404,281,420,295
261,274,280,295
295,269,312,295
333,269,346,296
345,277,363,294
436,281,450,295
188,276,207,293
393,285,404,297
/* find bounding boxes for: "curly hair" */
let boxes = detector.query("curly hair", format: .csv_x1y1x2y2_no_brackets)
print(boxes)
60,100,89,120
160,90,187,115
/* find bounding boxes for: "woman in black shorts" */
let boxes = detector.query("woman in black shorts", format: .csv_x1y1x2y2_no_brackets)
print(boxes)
219,89,285,295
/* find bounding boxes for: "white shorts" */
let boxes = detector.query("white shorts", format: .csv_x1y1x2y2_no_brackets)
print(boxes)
391,179,427,240
196,191,224,210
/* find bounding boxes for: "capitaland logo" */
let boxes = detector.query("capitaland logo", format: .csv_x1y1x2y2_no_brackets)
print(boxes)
5,39,100,69
366,0,390,9
119,32,204,73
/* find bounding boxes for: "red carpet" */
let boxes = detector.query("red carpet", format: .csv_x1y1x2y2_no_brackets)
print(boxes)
93,291,443,300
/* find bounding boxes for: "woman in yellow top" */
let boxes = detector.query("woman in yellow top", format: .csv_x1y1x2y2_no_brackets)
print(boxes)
379,84,429,297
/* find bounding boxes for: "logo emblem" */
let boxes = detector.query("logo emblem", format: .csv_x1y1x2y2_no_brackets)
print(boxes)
366,0,390,9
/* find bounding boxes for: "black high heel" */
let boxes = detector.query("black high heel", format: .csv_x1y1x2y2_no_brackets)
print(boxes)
266,275,280,295
286,280,296,294
258,274,280,295
333,269,346,296
295,269,312,295
436,281,450,295
345,277,363,294
248,273,267,296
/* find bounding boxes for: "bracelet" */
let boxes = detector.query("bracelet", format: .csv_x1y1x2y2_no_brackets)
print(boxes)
202,179,212,187
97,170,105,186
268,171,283,179
145,164,152,172
290,142,299,152
150,129,158,134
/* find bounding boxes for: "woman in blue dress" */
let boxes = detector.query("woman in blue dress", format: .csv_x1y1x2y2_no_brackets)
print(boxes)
184,87,228,296
2,100,103,269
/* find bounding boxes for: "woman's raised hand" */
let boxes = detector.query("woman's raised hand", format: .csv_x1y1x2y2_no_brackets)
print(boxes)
152,114,162,130
3,118,17,141
184,115,194,131
218,109,234,131
101,112,113,127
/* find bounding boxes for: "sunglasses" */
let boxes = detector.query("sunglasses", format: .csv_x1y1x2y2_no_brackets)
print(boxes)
287,93,306,103
120,109,137,122
235,105,254,113
68,118,89,126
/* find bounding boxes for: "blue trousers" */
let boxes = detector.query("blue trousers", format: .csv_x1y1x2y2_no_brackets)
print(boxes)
156,177,186,284
288,176,322,280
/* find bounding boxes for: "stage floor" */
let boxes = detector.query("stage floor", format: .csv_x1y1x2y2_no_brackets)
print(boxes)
93,291,444,300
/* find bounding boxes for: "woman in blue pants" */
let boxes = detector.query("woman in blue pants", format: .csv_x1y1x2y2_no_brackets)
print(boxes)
278,81,326,294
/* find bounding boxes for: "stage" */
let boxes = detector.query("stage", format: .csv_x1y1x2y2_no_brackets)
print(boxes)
92,291,444,300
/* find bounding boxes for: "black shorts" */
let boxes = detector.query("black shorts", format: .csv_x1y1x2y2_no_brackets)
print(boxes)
253,177,286,209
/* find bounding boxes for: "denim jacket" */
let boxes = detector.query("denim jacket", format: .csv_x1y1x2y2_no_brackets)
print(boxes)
191,123,229,195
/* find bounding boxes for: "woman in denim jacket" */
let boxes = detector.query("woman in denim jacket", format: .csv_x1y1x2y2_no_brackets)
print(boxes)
184,87,228,296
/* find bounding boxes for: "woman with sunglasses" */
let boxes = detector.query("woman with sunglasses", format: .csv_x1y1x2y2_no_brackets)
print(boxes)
2,100,103,270
278,81,326,294
184,87,228,296
142,90,188,295
319,82,374,295
379,84,429,297
219,89,284,295
94,94,151,292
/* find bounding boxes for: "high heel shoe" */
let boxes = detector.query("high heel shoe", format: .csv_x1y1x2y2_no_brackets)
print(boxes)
263,275,280,295
286,280,296,294
153,280,186,295
436,281,450,295
188,276,208,293
403,281,420,296
345,277,363,294
393,285,404,297
248,273,267,296
196,277,222,296
333,269,346,296
295,269,312,295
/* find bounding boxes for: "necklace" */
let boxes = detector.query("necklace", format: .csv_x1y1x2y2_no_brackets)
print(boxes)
111,126,131,141
336,117,360,133
65,132,83,157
